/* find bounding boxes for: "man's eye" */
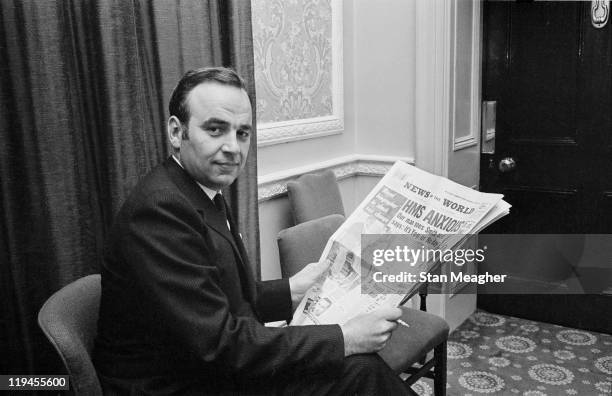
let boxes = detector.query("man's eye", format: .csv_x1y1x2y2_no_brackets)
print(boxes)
238,130,250,139
207,128,222,135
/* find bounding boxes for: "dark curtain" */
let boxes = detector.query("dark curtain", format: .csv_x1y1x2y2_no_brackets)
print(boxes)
0,0,259,375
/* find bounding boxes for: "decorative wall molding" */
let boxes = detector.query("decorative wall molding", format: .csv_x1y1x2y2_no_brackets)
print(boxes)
452,0,481,151
257,114,344,147
414,0,452,177
253,0,344,147
257,155,414,202
592,0,610,28
453,135,477,151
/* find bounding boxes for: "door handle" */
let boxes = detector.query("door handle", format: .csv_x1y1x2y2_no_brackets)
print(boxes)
498,157,517,173
481,101,497,154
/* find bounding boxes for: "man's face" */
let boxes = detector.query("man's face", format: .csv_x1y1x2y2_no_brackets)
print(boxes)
169,82,252,190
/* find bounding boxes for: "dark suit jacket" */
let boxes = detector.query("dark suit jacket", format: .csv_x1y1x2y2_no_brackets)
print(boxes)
93,158,344,394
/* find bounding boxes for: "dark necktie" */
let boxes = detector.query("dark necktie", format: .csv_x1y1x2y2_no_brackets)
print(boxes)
213,193,227,216
213,193,229,228
214,195,252,300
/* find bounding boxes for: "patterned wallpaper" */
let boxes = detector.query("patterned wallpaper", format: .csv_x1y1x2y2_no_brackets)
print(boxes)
251,0,333,124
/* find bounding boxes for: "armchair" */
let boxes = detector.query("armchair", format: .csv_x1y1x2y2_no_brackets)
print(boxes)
277,216,449,395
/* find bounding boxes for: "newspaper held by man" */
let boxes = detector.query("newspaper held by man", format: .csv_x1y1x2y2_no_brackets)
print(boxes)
290,161,510,326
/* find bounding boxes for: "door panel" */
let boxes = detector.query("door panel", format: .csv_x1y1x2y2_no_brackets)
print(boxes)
507,2,581,143
479,1,612,332
481,1,587,227
487,188,579,233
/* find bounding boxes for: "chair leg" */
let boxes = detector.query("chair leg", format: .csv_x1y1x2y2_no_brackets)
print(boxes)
433,341,447,396
418,282,429,365
418,281,428,312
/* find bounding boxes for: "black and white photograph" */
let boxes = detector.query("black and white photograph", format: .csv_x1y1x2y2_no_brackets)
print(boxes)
1,0,611,395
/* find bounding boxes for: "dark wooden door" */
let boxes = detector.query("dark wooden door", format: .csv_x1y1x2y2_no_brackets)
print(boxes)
479,1,612,332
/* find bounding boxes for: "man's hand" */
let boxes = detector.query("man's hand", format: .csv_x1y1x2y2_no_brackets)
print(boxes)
340,307,402,356
288,260,329,309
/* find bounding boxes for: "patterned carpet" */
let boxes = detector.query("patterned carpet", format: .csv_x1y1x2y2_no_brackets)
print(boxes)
411,310,612,396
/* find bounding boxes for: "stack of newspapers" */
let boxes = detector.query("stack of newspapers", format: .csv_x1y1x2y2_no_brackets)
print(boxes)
291,160,510,326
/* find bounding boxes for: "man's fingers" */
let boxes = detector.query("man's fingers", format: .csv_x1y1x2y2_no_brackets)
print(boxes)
373,334,386,346
378,332,392,350
374,307,403,321
381,319,397,332
373,319,399,337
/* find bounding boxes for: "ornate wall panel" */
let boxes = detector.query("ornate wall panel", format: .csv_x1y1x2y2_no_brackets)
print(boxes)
251,0,343,146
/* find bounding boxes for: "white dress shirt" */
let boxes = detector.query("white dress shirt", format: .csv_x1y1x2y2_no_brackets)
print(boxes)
172,155,230,230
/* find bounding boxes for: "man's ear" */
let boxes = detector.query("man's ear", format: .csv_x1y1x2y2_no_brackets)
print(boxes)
167,116,184,151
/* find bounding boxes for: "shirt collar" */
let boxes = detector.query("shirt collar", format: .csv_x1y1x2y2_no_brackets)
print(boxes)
172,155,219,201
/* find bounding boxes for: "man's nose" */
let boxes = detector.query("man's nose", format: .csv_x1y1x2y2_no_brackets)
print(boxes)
221,131,240,154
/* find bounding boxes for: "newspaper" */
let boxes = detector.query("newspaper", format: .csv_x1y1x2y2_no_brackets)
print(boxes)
290,161,510,326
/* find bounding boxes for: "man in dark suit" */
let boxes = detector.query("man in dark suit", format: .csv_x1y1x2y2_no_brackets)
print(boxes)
93,67,410,395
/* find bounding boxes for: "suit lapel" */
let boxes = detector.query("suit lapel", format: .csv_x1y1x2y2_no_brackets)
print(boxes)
163,158,256,302
163,159,235,248
224,198,255,280
219,196,258,303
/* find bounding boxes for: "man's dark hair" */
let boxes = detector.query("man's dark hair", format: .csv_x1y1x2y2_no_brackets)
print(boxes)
169,67,248,124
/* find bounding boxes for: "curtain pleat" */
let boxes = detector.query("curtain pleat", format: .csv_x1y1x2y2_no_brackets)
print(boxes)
94,0,167,214
0,0,258,374
1,0,108,373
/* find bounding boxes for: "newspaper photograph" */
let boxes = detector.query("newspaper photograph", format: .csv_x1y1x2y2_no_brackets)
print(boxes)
291,161,510,326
